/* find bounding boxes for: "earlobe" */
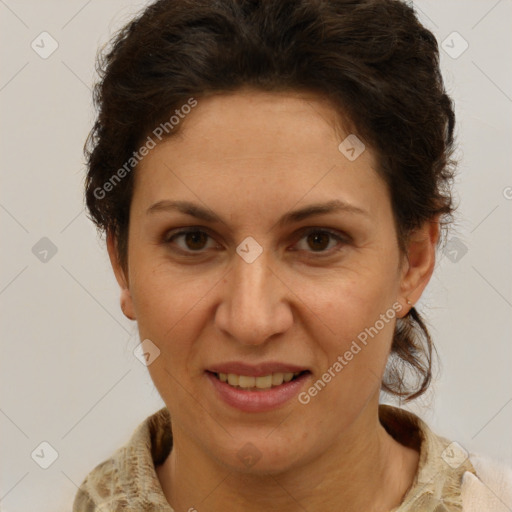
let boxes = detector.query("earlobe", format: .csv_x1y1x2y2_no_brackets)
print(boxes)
106,230,136,321
397,218,440,317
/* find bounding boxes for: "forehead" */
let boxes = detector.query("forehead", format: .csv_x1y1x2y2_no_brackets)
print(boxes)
157,90,351,160
132,90,388,220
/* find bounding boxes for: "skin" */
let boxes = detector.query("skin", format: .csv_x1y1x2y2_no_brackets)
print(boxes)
107,89,439,512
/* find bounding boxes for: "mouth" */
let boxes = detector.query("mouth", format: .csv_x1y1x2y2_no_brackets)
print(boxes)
206,369,311,412
207,370,309,391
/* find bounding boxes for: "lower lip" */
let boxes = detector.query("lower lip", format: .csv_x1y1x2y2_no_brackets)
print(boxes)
206,371,310,413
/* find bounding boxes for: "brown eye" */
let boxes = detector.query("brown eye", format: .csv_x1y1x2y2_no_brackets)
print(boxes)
295,228,348,255
306,231,331,252
182,231,209,250
165,229,215,253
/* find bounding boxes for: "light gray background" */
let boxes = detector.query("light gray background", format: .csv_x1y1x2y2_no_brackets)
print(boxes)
1,1,511,511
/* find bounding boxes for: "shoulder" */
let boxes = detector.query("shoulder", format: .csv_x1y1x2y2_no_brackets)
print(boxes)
462,453,512,512
72,407,173,511
72,445,132,511
379,404,512,512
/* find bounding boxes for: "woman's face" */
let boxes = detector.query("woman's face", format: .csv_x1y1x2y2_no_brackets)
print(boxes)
111,89,429,474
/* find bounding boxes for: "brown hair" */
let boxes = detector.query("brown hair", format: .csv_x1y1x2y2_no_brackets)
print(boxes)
84,0,456,401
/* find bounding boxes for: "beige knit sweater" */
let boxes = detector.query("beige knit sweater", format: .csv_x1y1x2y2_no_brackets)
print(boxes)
73,405,512,511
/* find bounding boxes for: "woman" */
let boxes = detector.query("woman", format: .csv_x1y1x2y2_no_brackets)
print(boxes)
73,0,512,510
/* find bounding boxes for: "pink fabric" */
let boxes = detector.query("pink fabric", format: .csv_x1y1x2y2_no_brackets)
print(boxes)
462,454,512,511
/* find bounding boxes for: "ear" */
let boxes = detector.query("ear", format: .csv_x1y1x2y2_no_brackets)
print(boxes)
106,230,136,321
397,217,440,318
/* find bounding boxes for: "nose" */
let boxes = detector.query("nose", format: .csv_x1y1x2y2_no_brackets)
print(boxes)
214,246,293,346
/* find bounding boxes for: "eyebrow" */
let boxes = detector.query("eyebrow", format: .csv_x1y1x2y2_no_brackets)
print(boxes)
146,199,370,227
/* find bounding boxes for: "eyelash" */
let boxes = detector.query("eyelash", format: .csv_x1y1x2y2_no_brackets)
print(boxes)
163,227,349,257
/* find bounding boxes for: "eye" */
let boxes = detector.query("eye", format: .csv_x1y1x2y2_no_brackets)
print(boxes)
164,228,217,254
293,228,348,255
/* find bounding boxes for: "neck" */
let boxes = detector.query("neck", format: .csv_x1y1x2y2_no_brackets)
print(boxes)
157,403,419,512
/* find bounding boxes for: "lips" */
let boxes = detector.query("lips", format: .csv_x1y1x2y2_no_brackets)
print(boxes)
206,370,311,412
205,361,311,411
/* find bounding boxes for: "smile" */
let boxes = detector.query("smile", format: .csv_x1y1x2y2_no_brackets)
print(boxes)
214,371,304,390
206,370,311,412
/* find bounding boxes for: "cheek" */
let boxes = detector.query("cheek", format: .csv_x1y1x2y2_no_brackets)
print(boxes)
132,271,213,408
131,255,208,319
292,268,399,402
317,296,396,377
292,262,399,340
129,264,212,361
301,292,396,422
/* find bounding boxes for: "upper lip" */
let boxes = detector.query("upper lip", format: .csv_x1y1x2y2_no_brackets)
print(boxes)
207,362,309,377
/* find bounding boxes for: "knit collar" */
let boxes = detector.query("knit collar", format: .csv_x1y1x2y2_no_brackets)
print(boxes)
380,405,477,511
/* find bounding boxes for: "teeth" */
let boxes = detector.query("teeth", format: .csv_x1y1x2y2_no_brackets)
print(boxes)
272,373,284,386
255,375,272,389
239,375,256,388
217,371,302,390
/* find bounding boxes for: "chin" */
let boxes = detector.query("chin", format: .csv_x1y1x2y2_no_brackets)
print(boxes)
211,436,309,476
